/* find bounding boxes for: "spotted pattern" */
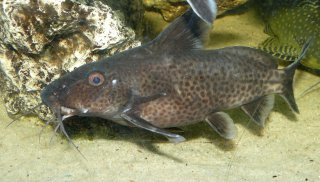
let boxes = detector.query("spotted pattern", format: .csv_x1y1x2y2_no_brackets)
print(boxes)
43,46,291,129
130,47,286,128
258,0,320,69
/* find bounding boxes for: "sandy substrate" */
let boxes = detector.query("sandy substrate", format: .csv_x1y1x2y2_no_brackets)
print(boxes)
0,11,319,182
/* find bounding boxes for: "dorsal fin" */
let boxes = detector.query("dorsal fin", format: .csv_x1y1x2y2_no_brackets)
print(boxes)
149,9,213,52
187,0,217,24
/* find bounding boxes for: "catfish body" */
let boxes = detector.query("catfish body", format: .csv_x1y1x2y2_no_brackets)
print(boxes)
41,9,309,142
112,48,283,128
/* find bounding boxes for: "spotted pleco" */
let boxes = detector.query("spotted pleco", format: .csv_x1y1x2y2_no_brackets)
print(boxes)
258,0,320,70
41,8,311,143
217,0,320,70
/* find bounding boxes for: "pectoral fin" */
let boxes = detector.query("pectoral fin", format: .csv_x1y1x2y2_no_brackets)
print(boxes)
205,112,237,139
241,95,275,127
120,91,185,143
121,112,185,143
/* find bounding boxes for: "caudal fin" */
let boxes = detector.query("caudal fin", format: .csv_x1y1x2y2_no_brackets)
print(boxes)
281,38,313,113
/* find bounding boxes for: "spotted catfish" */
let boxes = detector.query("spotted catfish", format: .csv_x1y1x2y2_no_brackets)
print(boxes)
41,9,311,143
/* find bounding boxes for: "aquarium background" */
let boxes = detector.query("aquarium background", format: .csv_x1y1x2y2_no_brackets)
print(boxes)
0,0,319,181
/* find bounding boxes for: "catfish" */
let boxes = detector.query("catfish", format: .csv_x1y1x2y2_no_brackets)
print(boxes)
41,9,311,143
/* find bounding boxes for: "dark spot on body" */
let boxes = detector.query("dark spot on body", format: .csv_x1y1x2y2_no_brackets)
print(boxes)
184,81,190,87
200,91,205,98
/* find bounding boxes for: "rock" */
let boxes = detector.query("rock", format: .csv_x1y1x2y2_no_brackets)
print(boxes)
100,0,145,37
216,0,246,10
143,0,246,22
0,0,142,120
143,0,188,22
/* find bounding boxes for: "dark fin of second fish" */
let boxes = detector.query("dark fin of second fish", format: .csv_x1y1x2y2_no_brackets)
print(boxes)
150,9,212,51
241,95,275,127
281,38,313,113
299,64,320,75
186,0,217,24
205,112,237,140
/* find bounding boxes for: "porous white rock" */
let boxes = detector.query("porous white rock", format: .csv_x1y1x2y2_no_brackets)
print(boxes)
0,0,142,119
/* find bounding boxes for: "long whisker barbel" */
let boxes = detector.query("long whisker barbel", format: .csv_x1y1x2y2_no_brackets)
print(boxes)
5,102,45,128
298,80,320,99
39,117,56,144
53,108,87,160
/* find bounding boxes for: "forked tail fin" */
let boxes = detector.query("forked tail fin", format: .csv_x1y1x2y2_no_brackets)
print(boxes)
281,38,313,113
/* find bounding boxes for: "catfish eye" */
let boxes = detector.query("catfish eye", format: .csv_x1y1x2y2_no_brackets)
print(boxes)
88,72,105,86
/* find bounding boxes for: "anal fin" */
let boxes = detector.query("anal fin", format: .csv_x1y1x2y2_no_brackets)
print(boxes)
241,95,275,127
205,112,237,140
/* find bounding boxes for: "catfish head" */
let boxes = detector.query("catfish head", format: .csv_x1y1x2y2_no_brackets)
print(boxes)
41,60,130,123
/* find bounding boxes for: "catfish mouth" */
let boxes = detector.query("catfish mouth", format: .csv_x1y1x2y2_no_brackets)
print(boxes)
60,105,95,120
60,106,78,121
